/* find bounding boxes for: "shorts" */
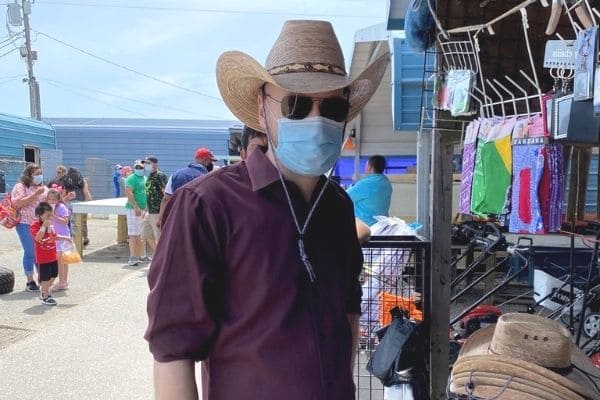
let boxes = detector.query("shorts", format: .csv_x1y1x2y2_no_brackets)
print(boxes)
141,213,161,241
38,260,58,283
126,208,144,236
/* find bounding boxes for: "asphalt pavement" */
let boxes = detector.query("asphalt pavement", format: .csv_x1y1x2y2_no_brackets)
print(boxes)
0,217,199,400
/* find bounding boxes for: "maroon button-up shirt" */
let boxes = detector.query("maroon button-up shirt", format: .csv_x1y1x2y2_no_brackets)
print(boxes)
145,149,363,400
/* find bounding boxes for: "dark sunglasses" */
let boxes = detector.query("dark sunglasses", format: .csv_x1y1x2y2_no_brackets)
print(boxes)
264,92,350,123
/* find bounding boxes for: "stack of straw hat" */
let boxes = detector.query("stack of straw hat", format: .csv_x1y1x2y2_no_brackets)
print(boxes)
449,313,600,400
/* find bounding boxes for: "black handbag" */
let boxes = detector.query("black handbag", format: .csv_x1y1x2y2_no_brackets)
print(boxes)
366,307,422,387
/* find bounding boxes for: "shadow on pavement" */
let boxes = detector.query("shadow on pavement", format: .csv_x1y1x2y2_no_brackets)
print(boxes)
0,290,40,302
22,303,77,315
82,244,130,264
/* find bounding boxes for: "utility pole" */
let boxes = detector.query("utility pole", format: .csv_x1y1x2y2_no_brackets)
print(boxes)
21,0,41,120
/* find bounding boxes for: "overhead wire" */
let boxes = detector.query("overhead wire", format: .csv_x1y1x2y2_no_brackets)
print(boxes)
38,76,223,119
44,79,150,117
34,30,224,102
0,45,17,58
34,1,383,19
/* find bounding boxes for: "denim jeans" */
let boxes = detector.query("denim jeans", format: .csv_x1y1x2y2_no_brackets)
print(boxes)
15,223,35,276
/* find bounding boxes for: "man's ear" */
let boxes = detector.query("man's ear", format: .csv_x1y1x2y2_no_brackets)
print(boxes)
257,92,267,131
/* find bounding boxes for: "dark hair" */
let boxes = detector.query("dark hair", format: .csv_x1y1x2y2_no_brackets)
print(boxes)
35,201,53,217
20,163,42,188
368,155,386,174
241,126,264,151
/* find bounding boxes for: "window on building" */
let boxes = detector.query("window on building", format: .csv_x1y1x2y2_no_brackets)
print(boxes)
24,146,39,164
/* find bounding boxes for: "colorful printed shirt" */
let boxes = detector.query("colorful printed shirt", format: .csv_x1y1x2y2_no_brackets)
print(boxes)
145,170,168,214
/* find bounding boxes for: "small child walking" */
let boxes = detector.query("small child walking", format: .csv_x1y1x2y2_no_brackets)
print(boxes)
30,202,70,305
47,188,71,291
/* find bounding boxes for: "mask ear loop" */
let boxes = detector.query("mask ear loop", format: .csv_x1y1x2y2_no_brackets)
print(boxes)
260,85,345,283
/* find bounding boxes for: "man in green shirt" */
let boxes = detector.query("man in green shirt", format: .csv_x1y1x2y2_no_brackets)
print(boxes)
124,160,147,266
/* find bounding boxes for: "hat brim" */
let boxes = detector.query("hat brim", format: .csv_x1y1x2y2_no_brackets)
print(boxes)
450,371,581,400
216,50,390,133
453,325,600,399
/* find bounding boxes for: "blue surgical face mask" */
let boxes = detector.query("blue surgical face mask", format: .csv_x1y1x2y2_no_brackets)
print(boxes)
134,169,145,177
33,174,43,185
274,116,344,176
144,164,153,173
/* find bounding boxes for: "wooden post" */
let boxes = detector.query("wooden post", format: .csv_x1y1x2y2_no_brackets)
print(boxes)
429,130,453,399
74,212,84,257
117,214,128,244
417,125,432,239
567,147,592,222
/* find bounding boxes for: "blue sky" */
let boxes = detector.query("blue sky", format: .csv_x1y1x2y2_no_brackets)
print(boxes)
0,0,388,120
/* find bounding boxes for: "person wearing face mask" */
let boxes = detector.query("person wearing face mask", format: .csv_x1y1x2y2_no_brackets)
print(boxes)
145,20,389,400
156,147,217,229
10,164,49,292
140,156,168,250
124,160,148,266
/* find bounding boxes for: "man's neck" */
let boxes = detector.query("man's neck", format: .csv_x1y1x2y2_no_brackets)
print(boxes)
266,150,319,203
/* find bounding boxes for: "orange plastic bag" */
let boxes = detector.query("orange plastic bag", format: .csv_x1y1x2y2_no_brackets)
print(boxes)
378,291,423,326
59,242,82,264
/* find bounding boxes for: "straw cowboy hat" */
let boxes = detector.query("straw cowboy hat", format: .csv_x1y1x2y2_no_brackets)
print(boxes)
449,313,600,400
216,20,390,133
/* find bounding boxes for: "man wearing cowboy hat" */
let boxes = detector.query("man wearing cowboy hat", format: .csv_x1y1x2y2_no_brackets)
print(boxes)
145,20,389,400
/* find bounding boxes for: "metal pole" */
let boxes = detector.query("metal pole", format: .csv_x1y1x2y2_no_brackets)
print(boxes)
22,0,41,120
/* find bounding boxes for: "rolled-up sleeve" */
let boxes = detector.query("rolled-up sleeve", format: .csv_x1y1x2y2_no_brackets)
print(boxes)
144,186,223,362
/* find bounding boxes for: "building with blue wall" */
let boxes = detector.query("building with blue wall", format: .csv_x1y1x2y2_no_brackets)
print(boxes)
0,113,57,193
47,118,238,199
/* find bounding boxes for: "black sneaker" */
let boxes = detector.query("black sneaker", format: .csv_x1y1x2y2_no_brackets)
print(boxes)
26,281,40,292
41,295,57,306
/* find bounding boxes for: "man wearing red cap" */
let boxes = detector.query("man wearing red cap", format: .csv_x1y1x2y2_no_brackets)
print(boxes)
156,148,217,228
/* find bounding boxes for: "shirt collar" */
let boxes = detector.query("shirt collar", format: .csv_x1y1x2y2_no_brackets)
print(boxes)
188,163,207,173
246,147,280,192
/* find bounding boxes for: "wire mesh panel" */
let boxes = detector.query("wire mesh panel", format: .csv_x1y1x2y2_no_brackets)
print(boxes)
355,236,431,400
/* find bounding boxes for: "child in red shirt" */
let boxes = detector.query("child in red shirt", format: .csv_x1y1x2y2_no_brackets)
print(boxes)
30,202,71,305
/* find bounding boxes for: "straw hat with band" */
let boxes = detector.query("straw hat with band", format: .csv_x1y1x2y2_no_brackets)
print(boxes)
216,20,390,133
449,313,600,400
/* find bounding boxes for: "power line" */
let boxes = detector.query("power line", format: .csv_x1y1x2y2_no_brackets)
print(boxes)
39,76,223,119
44,80,150,117
35,30,224,102
34,1,382,19
0,45,17,58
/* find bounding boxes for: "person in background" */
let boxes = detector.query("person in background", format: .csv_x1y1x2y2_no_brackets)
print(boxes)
58,165,93,246
30,202,71,306
48,165,67,188
46,188,72,291
347,155,393,226
146,19,389,399
11,164,48,292
156,147,216,228
113,164,123,197
124,160,148,266
141,156,167,249
240,125,267,161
